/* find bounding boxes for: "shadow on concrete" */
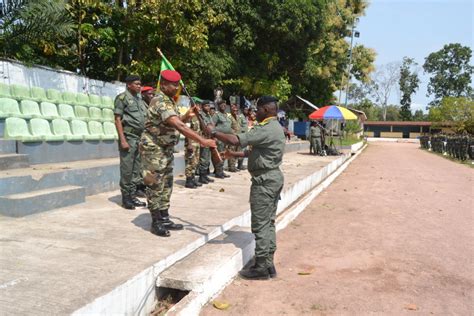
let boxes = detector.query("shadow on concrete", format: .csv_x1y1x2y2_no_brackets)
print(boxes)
132,213,151,231
108,194,122,206
208,229,254,247
174,179,186,187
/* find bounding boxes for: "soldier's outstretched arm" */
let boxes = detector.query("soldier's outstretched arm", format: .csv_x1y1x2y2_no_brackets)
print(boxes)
222,149,247,159
166,115,216,148
208,130,241,146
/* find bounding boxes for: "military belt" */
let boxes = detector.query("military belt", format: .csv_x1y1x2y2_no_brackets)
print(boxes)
123,126,143,136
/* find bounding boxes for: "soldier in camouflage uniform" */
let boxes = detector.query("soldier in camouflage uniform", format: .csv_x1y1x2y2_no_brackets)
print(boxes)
114,75,148,210
208,96,285,280
227,103,241,172
198,100,215,184
184,100,203,189
140,70,216,237
237,107,249,170
213,100,233,178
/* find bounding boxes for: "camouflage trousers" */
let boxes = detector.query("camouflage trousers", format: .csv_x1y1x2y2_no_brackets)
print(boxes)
185,140,200,177
227,144,240,170
141,143,174,212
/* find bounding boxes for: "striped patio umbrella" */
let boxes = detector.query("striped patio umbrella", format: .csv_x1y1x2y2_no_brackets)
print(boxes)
308,105,358,120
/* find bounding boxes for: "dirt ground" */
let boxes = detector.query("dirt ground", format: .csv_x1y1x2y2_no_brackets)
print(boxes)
201,142,474,315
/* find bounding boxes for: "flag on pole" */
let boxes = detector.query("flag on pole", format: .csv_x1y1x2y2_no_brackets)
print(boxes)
157,50,183,102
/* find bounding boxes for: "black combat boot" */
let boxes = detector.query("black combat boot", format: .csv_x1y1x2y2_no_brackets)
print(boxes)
239,257,270,280
268,264,277,278
132,197,146,207
185,177,197,189
150,211,170,237
122,195,135,210
160,209,184,230
237,160,246,170
204,171,214,183
198,174,209,184
192,177,202,187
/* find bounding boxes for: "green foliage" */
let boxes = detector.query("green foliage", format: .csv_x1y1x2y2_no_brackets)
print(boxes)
429,97,474,133
399,57,420,121
423,43,473,106
412,109,427,121
0,0,374,106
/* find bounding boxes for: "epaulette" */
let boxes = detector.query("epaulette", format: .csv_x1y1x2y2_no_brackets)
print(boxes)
118,93,126,101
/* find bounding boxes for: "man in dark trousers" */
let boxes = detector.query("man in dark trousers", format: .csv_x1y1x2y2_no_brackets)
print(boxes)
114,75,148,209
208,96,285,280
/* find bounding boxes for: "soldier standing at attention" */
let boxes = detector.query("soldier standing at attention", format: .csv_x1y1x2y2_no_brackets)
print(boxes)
141,70,216,237
227,103,241,172
197,100,215,185
184,99,203,189
114,75,148,210
238,106,249,170
310,121,322,155
213,100,233,178
208,96,285,280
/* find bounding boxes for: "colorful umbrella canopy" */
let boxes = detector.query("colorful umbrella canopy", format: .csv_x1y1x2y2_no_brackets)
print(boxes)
309,105,358,120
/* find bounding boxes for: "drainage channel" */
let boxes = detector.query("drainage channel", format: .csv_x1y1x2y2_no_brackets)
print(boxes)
151,287,190,316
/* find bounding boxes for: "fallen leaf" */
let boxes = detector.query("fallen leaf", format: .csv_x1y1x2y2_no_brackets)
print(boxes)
298,272,312,275
213,300,230,310
219,188,225,192
405,304,418,311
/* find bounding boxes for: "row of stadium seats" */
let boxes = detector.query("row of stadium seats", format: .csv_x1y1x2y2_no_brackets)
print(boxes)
0,98,114,122
0,83,114,108
4,117,118,142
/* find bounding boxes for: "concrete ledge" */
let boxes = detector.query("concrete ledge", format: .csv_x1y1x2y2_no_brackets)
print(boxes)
159,227,255,316
0,153,29,170
0,185,85,217
367,137,419,144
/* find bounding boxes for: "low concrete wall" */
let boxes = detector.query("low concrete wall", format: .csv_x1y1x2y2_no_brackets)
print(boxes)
0,58,123,97
17,140,118,164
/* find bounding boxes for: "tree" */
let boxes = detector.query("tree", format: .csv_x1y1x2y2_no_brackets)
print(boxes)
0,0,75,65
423,43,473,106
350,98,380,121
368,62,401,121
399,57,420,121
412,109,427,121
428,97,474,133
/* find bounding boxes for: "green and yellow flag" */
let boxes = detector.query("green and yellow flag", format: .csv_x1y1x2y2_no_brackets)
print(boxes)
157,49,183,103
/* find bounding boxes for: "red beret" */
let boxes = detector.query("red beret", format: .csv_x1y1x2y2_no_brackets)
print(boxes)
161,70,181,82
141,86,154,93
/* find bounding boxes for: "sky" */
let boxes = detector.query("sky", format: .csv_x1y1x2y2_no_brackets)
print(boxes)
351,0,473,112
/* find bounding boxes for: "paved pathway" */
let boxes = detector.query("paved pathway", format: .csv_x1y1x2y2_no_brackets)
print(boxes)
202,142,474,315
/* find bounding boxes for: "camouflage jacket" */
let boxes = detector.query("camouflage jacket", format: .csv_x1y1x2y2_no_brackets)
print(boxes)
141,91,180,147
229,113,241,134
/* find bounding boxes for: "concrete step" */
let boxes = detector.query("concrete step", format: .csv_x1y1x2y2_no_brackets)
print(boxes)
0,153,29,170
0,185,85,217
157,226,255,315
0,139,16,154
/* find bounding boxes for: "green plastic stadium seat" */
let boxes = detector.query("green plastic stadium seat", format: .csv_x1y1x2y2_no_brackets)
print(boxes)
88,121,107,139
101,96,114,108
62,91,78,105
20,100,42,119
74,105,90,121
89,94,102,107
4,117,41,142
70,119,95,140
103,121,118,140
0,98,25,118
10,84,32,100
40,102,60,119
0,83,12,98
76,93,91,106
30,86,48,102
51,118,83,141
102,108,114,122
58,103,76,120
89,107,103,121
30,118,64,141
46,88,63,103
